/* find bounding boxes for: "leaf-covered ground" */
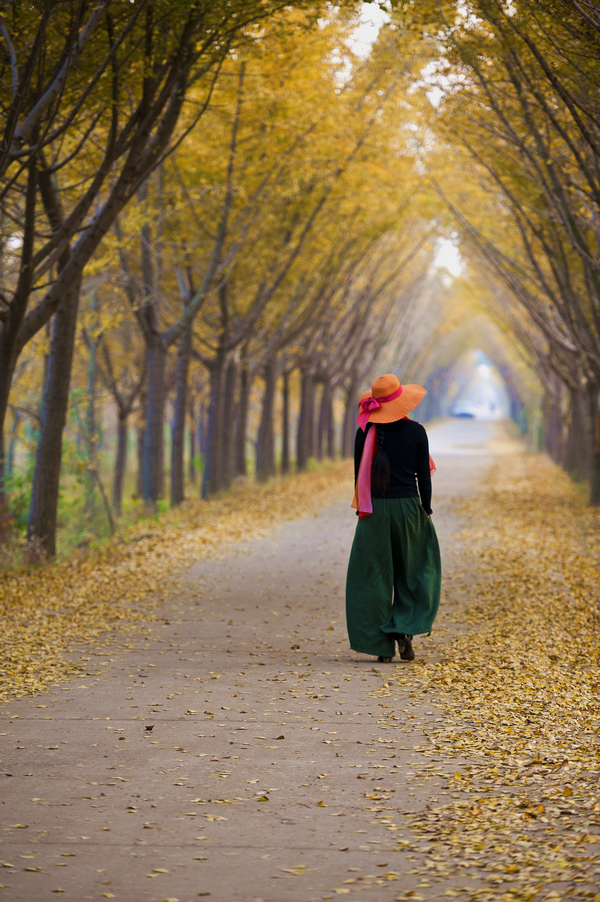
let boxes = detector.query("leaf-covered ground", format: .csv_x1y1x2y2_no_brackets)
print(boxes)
391,453,600,901
0,463,352,703
4,439,600,899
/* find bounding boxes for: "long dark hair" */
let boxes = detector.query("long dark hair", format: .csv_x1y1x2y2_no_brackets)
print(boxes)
371,424,390,493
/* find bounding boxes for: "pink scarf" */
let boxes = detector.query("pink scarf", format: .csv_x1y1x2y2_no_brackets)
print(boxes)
351,419,436,519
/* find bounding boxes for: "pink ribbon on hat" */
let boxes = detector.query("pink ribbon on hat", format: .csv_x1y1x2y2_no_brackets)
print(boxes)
356,384,404,431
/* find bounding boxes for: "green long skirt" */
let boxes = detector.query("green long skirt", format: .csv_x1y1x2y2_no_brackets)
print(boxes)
345,497,442,658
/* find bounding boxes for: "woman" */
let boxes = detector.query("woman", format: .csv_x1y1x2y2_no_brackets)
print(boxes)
346,373,441,663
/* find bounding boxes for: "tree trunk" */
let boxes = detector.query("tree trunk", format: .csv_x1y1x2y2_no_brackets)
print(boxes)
0,159,37,528
203,353,227,497
423,367,453,421
318,381,335,460
235,364,251,478
0,337,15,520
342,380,358,458
223,356,238,489
199,401,207,456
297,371,315,471
542,381,564,465
587,380,600,505
136,421,144,499
565,386,590,481
84,339,97,513
141,341,167,504
316,382,325,461
7,410,21,479
509,392,526,433
327,388,336,459
311,382,321,460
171,319,192,506
256,358,277,482
189,398,197,485
113,411,128,516
27,278,81,557
281,369,291,474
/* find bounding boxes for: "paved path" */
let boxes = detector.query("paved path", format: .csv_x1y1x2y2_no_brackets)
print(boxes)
1,419,495,902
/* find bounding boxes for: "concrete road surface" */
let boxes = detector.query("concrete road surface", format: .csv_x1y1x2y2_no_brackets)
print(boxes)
1,419,495,902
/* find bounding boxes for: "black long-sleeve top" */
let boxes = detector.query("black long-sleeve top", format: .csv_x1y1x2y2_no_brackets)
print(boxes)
354,419,433,515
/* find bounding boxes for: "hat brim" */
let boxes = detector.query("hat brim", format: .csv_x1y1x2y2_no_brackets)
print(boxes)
363,384,427,423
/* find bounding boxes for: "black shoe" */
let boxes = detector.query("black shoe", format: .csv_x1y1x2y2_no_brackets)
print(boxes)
400,635,415,661
394,634,407,655
377,656,394,663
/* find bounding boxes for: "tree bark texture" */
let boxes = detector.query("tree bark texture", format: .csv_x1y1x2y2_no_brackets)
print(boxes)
0,334,16,511
141,342,167,503
318,381,335,460
327,391,336,459
311,383,321,460
27,278,81,557
235,365,251,478
565,386,591,481
113,413,128,516
203,355,227,497
342,380,359,458
223,357,238,488
281,369,291,474
587,382,600,505
542,382,565,465
136,419,144,499
171,320,192,506
256,358,277,482
316,382,326,461
7,412,21,479
199,402,207,456
189,399,197,485
84,340,97,513
0,159,37,522
297,371,315,471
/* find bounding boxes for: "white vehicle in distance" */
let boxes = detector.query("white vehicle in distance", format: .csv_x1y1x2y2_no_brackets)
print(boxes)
449,400,478,418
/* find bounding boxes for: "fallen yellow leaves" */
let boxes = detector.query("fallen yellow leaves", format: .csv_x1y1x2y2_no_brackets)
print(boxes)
393,452,600,899
0,462,351,701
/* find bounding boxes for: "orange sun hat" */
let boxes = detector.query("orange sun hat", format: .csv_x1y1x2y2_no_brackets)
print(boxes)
357,374,426,431
353,374,433,518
